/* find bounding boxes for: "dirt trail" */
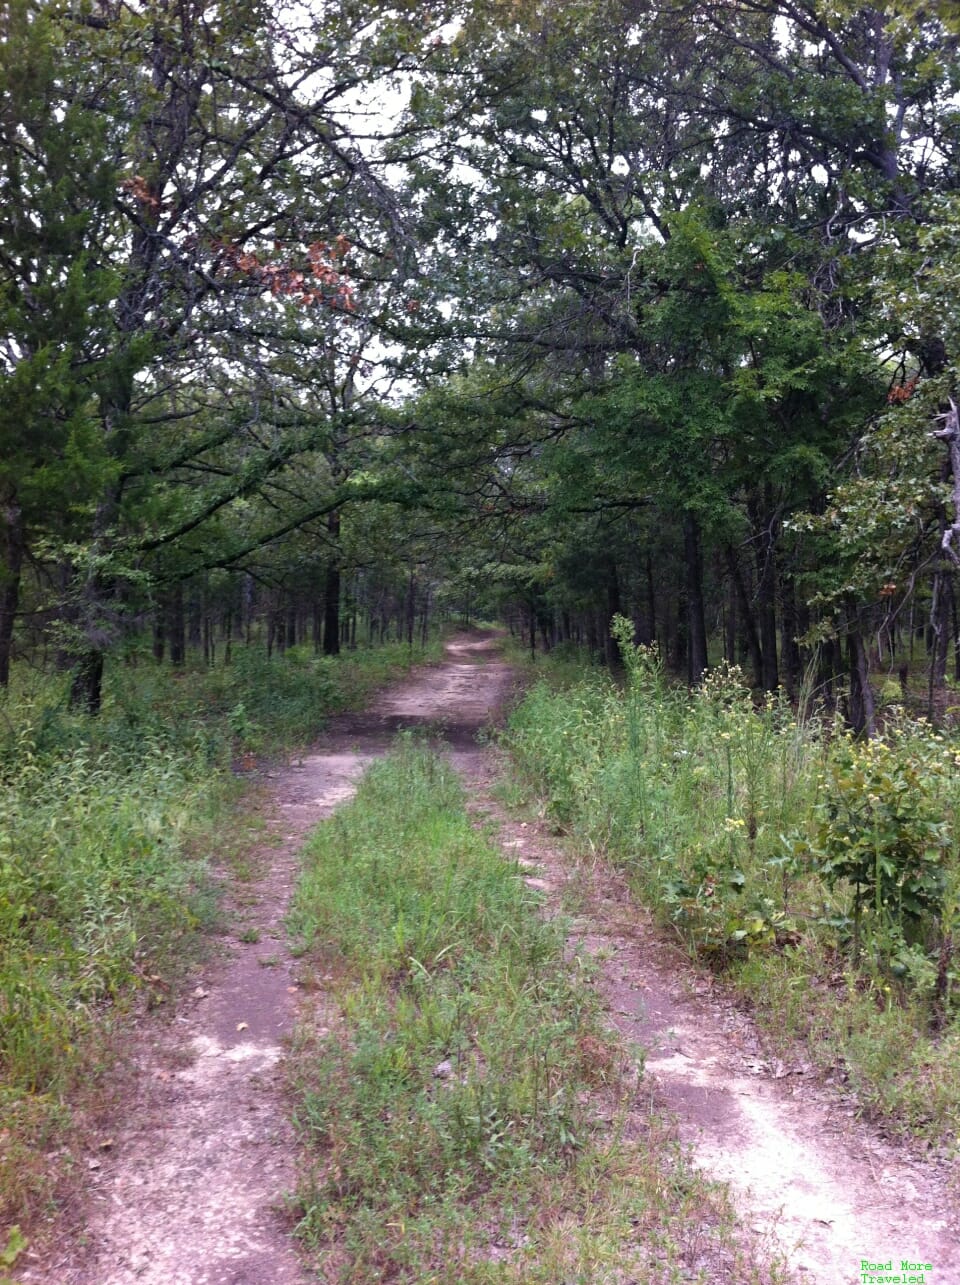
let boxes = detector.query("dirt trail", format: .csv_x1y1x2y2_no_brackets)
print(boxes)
19,635,511,1285
20,635,958,1284
442,645,959,1284
480,822,960,1283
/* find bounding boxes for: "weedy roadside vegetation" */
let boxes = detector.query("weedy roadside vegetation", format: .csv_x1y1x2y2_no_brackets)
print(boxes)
287,738,785,1284
502,617,960,1142
0,638,438,1229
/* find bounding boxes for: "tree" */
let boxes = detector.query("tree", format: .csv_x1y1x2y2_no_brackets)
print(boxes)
2,0,441,707
0,0,122,685
396,0,957,712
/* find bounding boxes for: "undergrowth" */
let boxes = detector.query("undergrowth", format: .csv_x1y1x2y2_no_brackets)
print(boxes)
0,637,437,1228
502,618,960,1143
287,738,785,1284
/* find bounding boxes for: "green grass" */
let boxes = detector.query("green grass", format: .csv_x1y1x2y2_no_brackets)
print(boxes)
287,738,785,1283
0,635,439,1226
500,626,960,1143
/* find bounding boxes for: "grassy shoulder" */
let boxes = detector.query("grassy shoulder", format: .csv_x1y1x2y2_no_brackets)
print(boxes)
500,626,960,1147
286,738,784,1284
0,637,439,1235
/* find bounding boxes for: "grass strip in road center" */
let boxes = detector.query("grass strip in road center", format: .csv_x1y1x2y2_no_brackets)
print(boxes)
287,736,784,1284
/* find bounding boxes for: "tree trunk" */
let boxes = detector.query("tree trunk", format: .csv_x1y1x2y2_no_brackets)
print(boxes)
0,497,24,688
406,570,416,650
420,586,431,647
724,584,736,665
643,549,656,646
779,570,801,699
168,583,186,667
756,505,779,692
152,613,165,664
604,555,622,668
684,513,708,683
323,511,341,656
69,648,104,715
725,545,763,688
203,614,213,666
928,567,951,720
848,626,877,737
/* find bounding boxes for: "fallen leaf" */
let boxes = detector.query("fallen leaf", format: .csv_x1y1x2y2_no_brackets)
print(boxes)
192,987,209,999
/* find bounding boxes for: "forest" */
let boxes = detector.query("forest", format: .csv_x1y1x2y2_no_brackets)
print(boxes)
1,0,957,721
2,1,960,1280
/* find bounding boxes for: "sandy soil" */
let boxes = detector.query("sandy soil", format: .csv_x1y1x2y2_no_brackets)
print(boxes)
17,634,959,1284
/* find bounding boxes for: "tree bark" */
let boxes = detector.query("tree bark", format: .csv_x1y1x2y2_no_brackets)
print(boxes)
604,555,622,668
725,545,763,688
152,613,165,665
406,570,416,650
168,583,185,666
69,648,104,715
779,570,801,699
755,501,779,692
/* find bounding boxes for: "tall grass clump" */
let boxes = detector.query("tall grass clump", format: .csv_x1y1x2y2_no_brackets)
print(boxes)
503,616,960,1139
0,709,224,1219
288,738,777,1284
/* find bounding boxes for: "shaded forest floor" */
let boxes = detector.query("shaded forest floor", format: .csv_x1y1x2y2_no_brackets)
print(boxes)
13,634,959,1284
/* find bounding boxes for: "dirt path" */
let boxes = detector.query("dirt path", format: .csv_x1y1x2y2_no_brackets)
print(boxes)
19,635,512,1285
451,763,960,1276
437,645,959,1284
467,805,960,1283
20,635,958,1284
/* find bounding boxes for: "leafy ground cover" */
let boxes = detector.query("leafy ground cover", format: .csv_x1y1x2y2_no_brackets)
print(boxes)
287,738,783,1284
501,621,960,1143
0,638,439,1227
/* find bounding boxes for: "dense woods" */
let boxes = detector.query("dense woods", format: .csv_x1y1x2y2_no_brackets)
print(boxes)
1,0,958,726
